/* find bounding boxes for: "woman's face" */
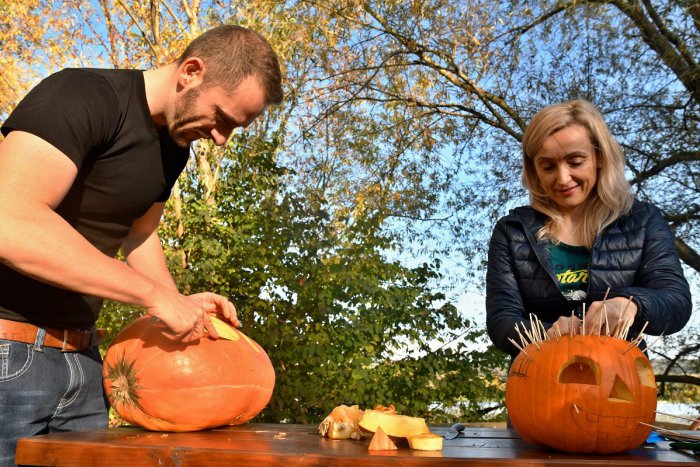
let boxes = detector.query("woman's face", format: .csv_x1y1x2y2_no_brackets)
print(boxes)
533,124,599,215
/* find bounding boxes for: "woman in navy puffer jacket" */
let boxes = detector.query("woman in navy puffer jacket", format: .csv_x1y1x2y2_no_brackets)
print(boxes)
486,100,692,358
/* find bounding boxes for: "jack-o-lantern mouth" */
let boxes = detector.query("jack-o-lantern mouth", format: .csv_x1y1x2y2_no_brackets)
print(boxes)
570,403,653,441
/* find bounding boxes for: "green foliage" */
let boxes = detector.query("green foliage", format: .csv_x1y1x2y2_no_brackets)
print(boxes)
96,303,140,355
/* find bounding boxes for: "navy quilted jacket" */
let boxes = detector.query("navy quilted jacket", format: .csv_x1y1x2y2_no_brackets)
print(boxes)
486,200,692,357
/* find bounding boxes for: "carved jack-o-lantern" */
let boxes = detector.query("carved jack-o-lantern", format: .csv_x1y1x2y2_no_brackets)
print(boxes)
506,335,657,453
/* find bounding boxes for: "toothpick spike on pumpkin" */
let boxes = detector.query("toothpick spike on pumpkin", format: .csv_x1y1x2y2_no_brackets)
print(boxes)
538,320,549,342
600,286,611,336
622,339,638,354
622,295,634,314
603,303,610,336
623,335,643,354
582,304,587,336
515,324,529,349
509,338,527,355
623,321,650,353
537,316,546,342
554,323,562,341
522,323,541,349
573,403,580,414
538,316,546,342
513,322,526,344
529,313,541,343
518,322,537,349
644,333,665,352
529,313,538,341
637,321,649,337
569,309,576,339
620,296,634,340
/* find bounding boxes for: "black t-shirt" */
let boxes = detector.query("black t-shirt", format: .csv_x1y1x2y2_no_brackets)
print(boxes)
0,68,189,328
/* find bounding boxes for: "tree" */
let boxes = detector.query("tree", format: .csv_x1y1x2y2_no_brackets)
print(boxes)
649,326,700,417
274,0,698,274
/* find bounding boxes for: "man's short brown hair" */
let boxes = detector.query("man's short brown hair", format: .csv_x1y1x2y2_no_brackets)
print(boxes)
178,25,283,105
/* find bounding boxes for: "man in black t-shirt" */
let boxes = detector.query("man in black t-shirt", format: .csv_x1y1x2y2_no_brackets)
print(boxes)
0,25,283,465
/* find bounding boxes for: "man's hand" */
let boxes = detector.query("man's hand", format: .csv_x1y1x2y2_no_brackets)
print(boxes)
146,289,240,343
584,297,637,336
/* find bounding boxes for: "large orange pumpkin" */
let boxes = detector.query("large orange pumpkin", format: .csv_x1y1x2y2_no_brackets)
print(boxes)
103,316,275,432
506,335,656,453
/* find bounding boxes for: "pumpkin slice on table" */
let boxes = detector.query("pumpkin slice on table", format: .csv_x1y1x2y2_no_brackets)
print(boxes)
407,433,444,451
368,427,398,451
359,409,431,438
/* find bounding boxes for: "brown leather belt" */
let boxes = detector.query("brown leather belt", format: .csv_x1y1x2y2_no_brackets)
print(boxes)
0,318,105,352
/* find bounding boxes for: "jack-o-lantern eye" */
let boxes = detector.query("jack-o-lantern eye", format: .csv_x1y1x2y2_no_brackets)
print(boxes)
609,375,633,402
558,356,599,385
635,357,655,387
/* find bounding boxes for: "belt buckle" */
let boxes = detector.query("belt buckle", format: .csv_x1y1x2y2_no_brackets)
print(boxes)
61,329,91,352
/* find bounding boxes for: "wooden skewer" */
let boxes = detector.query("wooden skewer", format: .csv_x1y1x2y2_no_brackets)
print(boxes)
623,336,643,353
517,322,531,346
645,333,665,352
538,320,549,342
621,296,634,340
599,287,611,336
637,321,649,338
638,422,700,441
529,314,538,342
521,323,540,350
623,322,649,354
570,309,576,339
603,303,610,336
582,303,586,336
508,337,527,355
515,324,529,348
610,296,630,339
654,411,700,424
623,339,640,353
535,316,547,342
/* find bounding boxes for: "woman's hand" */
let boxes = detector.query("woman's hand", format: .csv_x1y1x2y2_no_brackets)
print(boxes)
584,296,637,336
546,314,582,339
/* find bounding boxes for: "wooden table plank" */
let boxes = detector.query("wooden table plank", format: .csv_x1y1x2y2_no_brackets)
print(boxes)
15,424,700,466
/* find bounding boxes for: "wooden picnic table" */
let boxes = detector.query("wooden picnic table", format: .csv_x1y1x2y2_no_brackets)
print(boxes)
15,423,699,466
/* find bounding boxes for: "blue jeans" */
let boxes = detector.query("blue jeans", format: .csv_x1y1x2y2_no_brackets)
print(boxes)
0,330,109,467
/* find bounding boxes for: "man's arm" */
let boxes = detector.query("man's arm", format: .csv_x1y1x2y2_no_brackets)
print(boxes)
122,202,178,292
0,130,155,302
0,131,236,340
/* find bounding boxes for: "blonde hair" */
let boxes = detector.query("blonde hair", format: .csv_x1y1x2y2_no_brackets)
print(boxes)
521,100,633,247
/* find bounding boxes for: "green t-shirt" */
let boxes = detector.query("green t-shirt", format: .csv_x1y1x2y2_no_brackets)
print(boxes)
549,242,590,301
